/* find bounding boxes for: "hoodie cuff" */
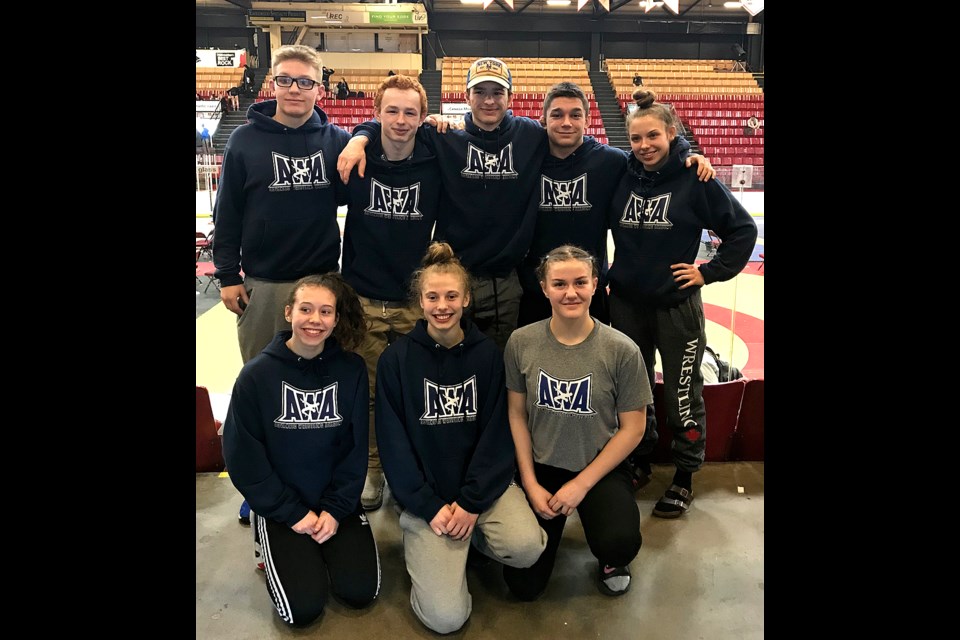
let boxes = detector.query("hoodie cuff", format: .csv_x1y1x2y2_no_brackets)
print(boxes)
218,273,244,288
282,505,311,529
698,265,717,286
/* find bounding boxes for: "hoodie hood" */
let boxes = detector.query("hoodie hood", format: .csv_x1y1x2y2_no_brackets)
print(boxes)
363,135,438,172
261,330,345,375
406,317,487,355
463,109,516,142
541,134,601,170
246,99,329,133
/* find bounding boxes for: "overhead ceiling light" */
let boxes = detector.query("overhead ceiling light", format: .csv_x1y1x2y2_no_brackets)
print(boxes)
723,2,742,7
546,0,572,5
325,19,342,23
460,0,484,4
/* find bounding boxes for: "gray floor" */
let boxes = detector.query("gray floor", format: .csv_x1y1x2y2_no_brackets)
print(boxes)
197,462,764,639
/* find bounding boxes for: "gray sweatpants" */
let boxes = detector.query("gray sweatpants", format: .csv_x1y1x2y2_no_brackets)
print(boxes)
609,289,707,472
398,483,547,634
236,276,298,364
466,271,522,351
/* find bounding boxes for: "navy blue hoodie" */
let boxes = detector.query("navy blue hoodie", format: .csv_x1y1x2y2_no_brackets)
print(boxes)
519,136,629,294
222,331,369,526
354,112,548,278
213,101,351,287
607,136,758,307
374,319,515,523
341,135,440,301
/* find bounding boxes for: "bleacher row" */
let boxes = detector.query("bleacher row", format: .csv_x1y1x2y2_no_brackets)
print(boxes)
196,67,243,99
201,58,763,167
604,59,764,167
441,56,594,96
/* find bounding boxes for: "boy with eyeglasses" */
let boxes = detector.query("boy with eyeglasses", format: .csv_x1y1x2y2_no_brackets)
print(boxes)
214,44,350,366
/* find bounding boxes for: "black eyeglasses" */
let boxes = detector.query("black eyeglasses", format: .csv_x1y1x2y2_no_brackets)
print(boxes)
274,76,320,90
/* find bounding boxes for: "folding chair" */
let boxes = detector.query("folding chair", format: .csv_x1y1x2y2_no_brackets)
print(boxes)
196,231,212,262
196,262,219,293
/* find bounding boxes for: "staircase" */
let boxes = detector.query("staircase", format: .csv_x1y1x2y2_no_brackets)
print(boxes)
752,72,764,91
588,70,628,152
419,69,442,117
212,67,267,155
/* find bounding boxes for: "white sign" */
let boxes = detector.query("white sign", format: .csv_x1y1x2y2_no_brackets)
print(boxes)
196,49,245,68
740,0,764,16
441,103,470,116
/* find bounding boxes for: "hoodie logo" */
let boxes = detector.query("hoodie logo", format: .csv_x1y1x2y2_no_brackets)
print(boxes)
420,376,478,424
536,369,595,415
540,174,591,211
365,179,423,219
274,381,342,429
461,143,517,179
269,150,330,192
619,192,672,229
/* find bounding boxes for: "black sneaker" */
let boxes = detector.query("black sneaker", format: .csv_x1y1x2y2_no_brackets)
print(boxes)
598,564,631,596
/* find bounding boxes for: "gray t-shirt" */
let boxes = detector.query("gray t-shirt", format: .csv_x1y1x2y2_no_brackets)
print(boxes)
504,319,652,472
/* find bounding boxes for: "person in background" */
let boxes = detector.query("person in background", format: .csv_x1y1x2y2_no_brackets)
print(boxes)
200,124,212,152
227,85,241,111
340,74,442,511
503,245,649,600
607,89,758,519
242,63,256,97
375,242,547,634
223,273,380,627
322,65,336,92
632,73,643,87
336,77,351,100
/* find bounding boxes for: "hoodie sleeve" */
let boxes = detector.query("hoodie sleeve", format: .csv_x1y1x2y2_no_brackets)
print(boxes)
375,345,449,523
222,372,310,528
212,134,248,287
696,180,759,285
317,358,369,522
351,119,379,142
456,345,515,515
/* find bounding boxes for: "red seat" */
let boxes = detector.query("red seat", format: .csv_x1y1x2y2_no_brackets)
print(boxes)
650,378,747,462
196,386,226,472
731,379,764,461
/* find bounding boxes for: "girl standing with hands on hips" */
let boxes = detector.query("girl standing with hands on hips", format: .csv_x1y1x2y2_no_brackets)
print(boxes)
607,89,757,518
222,273,381,628
375,241,547,634
502,245,650,599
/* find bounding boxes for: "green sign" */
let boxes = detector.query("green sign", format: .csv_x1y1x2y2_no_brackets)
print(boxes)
369,12,412,24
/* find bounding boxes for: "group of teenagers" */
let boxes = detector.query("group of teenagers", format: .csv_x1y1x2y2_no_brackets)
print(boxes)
211,45,758,632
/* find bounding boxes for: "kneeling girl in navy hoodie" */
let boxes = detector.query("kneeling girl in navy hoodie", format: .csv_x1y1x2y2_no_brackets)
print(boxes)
223,273,381,627
375,242,547,634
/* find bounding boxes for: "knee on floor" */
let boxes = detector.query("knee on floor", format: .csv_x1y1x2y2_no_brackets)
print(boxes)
280,601,325,628
413,595,470,634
